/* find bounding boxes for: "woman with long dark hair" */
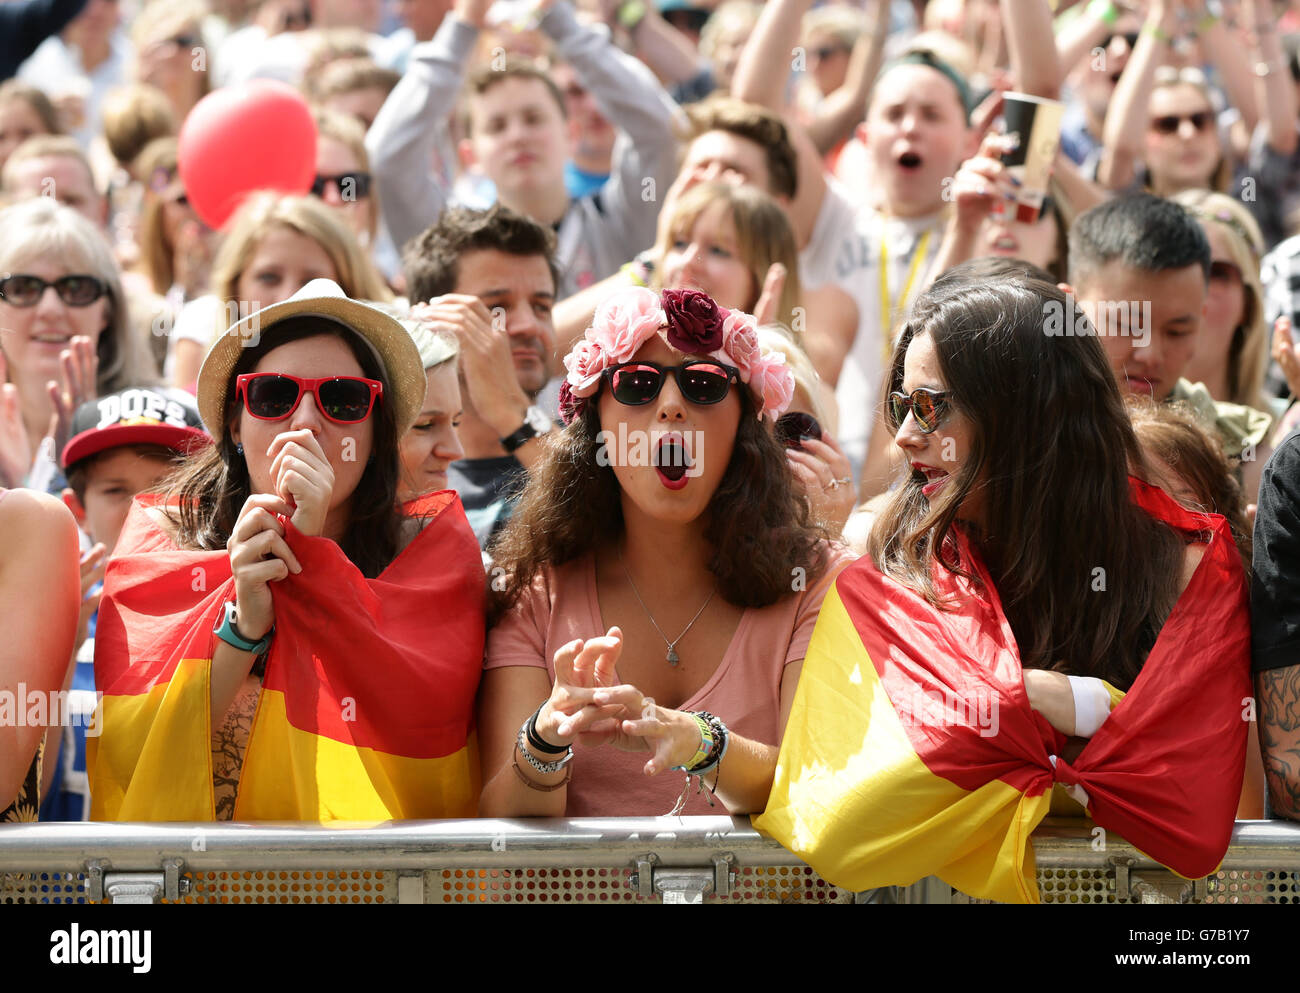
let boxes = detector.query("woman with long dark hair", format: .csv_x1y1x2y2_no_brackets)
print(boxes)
479,287,854,817
89,280,485,822
759,265,1252,902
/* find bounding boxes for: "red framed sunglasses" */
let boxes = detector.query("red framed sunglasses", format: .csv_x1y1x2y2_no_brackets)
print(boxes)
235,373,383,424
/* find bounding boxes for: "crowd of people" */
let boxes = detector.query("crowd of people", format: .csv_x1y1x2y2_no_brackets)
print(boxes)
2,0,1300,900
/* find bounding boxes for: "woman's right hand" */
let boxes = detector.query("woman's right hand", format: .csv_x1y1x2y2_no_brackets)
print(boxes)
226,493,302,641
1272,316,1300,399
949,131,1019,234
532,628,625,749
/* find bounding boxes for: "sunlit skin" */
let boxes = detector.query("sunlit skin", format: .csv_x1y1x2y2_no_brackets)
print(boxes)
595,335,741,530
678,130,778,196
979,208,1060,271
229,335,374,545
893,332,978,523
398,362,463,502
63,448,176,555
1072,261,1206,401
5,156,103,226
804,31,851,98
234,226,340,311
464,76,568,205
863,64,973,218
0,256,109,404
0,100,51,172
1182,224,1245,399
1144,84,1220,194
659,202,757,312
454,249,556,395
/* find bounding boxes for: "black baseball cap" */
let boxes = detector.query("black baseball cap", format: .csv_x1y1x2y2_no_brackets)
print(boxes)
61,386,211,469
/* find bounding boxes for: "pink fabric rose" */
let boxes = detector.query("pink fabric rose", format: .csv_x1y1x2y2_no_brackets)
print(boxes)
713,310,760,381
587,287,665,362
563,338,606,396
749,351,795,420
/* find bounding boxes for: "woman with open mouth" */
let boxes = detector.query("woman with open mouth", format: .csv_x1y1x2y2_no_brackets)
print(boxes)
478,287,855,817
758,264,1253,902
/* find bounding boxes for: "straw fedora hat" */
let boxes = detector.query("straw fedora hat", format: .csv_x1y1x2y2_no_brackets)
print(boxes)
195,279,426,438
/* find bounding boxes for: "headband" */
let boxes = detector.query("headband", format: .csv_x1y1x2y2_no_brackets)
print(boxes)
882,50,973,124
558,288,795,424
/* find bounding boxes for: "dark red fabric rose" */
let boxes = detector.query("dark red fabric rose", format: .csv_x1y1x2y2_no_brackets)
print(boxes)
662,289,725,354
558,380,583,424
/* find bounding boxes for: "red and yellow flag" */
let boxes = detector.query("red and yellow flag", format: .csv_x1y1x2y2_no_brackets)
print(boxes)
755,479,1251,903
88,491,485,822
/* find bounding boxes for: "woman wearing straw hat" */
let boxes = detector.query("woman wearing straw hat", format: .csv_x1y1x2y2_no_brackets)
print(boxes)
88,279,486,822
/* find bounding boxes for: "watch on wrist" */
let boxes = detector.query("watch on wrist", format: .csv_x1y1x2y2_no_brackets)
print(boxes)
500,404,554,453
213,600,274,655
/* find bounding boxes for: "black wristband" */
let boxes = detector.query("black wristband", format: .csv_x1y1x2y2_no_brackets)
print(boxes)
525,705,569,754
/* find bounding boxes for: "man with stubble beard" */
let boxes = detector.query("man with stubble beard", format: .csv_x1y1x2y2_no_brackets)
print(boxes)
403,205,560,550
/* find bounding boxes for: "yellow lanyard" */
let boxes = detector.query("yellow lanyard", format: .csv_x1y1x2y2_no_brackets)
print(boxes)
879,224,932,362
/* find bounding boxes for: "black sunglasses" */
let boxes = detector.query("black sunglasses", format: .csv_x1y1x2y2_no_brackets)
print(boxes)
810,45,849,62
310,171,373,200
775,411,822,448
1101,31,1141,50
602,360,740,407
1151,111,1213,135
0,274,107,308
888,388,951,434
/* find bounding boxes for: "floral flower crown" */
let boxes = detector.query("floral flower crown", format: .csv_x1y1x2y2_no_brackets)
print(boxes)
558,287,795,424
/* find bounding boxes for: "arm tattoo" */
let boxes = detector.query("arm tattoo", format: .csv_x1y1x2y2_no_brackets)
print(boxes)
1255,665,1300,820
211,684,259,821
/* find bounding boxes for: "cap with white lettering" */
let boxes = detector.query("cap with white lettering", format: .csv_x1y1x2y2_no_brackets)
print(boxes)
61,387,211,469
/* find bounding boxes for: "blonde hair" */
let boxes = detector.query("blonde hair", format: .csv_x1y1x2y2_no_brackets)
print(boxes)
101,85,177,171
129,0,212,103
208,192,392,329
802,4,870,48
1172,189,1269,412
652,181,802,332
0,198,157,393
134,137,181,294
699,2,761,62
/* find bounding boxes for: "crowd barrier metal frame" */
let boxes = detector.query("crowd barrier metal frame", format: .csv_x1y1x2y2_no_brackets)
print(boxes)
2,817,1298,904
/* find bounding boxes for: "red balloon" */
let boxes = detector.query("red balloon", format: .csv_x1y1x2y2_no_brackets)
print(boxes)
178,80,317,230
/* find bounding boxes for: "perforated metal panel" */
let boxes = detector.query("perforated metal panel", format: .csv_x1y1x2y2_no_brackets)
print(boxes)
1038,868,1116,903
1205,869,1300,904
176,870,392,903
0,871,88,904
431,864,853,903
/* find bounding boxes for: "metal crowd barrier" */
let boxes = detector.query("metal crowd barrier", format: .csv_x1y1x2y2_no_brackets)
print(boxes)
1,817,1297,904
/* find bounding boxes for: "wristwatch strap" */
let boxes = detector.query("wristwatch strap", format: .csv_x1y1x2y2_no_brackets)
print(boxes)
500,419,540,453
213,600,274,655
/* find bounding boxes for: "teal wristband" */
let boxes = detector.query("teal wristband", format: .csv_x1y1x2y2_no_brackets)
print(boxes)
213,600,274,655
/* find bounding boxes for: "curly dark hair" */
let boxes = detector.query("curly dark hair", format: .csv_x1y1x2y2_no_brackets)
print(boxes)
160,317,405,579
488,388,828,625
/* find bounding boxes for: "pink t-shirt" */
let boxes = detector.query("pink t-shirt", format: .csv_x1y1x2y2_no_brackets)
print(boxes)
485,544,857,816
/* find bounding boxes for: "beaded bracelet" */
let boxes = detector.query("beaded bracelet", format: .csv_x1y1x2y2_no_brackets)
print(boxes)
673,713,716,772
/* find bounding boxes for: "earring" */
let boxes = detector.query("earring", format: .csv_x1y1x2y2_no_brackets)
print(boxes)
236,442,244,455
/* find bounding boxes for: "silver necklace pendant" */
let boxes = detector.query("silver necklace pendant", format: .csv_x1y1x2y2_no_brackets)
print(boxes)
666,647,680,666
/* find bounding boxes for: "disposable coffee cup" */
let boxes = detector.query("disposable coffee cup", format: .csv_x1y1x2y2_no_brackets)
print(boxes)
996,92,1065,224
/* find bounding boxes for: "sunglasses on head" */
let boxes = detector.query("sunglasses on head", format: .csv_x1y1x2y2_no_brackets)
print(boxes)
1150,111,1213,134
602,360,740,407
1209,259,1243,283
775,411,822,448
236,373,383,424
310,171,373,200
888,387,951,434
0,274,107,308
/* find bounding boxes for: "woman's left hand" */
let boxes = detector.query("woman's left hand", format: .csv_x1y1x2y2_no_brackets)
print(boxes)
587,685,708,776
786,434,857,536
266,428,335,537
1022,668,1076,737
